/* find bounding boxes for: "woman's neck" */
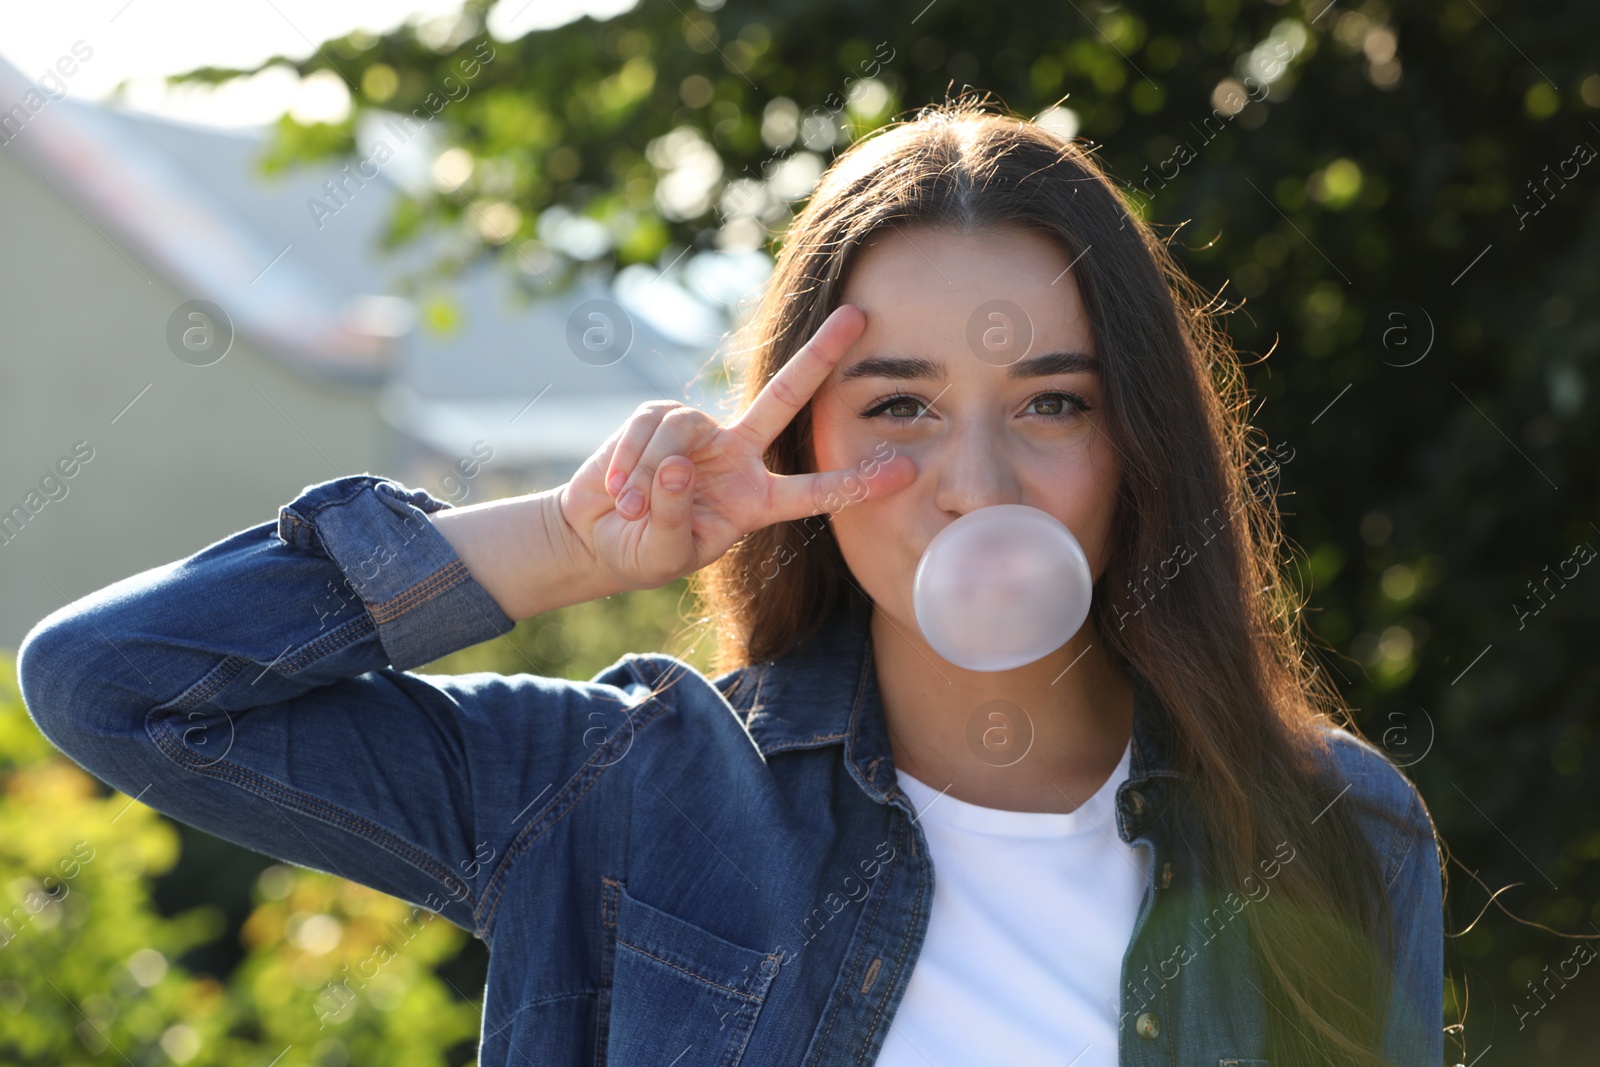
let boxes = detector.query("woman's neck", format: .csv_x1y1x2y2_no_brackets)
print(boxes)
872,607,1135,815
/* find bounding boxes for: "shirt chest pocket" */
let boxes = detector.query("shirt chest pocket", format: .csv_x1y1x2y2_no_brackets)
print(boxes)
598,877,781,1067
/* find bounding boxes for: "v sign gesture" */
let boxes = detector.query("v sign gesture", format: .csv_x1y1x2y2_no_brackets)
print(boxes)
557,304,918,595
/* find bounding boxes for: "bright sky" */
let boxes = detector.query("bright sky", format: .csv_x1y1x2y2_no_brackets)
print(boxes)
0,0,637,127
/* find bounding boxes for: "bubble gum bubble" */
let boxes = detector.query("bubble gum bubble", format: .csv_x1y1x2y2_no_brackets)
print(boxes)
911,504,1093,671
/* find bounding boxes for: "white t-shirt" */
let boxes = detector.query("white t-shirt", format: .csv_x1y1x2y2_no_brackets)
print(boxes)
872,739,1152,1067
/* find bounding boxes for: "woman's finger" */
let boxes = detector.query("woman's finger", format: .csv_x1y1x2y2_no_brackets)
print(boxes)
640,456,696,544
582,420,631,487
615,406,720,520
763,452,917,527
727,304,866,454
604,401,682,498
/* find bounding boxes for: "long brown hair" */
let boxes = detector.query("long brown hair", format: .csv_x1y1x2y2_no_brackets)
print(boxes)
688,92,1425,1067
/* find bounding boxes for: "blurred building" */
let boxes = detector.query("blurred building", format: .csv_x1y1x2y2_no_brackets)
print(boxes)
0,55,734,647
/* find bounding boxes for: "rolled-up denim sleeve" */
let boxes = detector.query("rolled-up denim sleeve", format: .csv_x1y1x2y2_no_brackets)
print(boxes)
16,474,637,937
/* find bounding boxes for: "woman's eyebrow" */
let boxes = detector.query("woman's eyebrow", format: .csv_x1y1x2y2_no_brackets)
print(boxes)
839,350,1099,382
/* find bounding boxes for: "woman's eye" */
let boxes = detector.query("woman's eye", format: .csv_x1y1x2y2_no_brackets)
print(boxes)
863,396,928,420
1030,392,1091,418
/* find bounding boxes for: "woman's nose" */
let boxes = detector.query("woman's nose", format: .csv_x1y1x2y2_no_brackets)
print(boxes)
929,421,1020,516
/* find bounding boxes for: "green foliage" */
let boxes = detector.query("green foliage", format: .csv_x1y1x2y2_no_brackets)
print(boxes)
0,653,478,1065
257,114,357,177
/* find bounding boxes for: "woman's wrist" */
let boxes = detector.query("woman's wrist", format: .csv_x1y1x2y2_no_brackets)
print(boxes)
427,487,616,623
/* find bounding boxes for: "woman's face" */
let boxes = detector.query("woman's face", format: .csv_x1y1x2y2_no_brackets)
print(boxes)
807,223,1122,643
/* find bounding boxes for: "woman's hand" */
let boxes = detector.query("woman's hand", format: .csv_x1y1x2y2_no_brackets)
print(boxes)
556,304,918,593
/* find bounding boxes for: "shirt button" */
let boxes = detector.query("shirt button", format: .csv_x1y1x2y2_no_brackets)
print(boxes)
1159,861,1172,888
1127,789,1147,816
1135,1011,1161,1039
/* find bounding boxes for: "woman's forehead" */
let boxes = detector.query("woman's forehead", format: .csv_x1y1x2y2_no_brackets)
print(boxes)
837,229,1096,369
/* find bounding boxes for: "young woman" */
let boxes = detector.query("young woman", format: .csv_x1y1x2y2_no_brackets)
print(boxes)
19,98,1443,1067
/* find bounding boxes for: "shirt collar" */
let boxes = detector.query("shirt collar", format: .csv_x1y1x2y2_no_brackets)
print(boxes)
719,604,1187,829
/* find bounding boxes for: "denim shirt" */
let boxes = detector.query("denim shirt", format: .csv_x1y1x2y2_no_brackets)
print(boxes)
17,474,1444,1066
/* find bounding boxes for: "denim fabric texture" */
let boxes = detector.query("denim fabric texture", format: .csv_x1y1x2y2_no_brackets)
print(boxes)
17,474,1444,1066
